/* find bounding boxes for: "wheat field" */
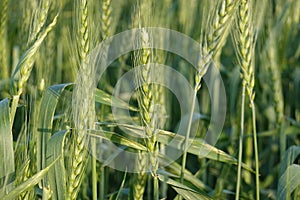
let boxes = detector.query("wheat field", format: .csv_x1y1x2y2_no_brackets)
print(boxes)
0,0,300,199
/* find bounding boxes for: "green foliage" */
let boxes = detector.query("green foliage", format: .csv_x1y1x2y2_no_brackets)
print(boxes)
0,0,299,199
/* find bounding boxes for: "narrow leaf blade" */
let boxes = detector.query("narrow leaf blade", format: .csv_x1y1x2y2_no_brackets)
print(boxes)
46,130,69,200
0,98,15,195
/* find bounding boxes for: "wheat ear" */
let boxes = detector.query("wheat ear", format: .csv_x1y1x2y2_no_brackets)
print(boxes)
29,0,51,45
195,0,238,90
234,1,259,199
101,0,112,40
10,15,58,122
68,0,96,199
131,27,153,200
180,0,239,188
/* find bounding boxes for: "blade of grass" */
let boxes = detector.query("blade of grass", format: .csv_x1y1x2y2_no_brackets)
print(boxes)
98,123,254,171
279,145,300,178
158,175,213,200
46,130,69,200
0,98,15,195
37,83,73,178
115,170,127,200
278,164,300,200
1,158,59,200
95,88,137,111
89,129,147,151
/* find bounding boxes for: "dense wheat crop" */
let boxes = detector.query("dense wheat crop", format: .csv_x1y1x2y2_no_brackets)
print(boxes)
0,0,299,199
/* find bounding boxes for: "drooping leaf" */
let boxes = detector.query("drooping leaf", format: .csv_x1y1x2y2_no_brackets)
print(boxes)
277,164,300,200
95,88,137,111
0,99,15,195
89,129,147,151
159,154,211,191
113,123,253,172
279,145,300,175
46,130,69,200
1,158,58,200
36,84,72,181
158,175,213,200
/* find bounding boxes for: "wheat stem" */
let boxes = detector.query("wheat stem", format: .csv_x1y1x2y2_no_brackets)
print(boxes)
235,85,245,200
180,0,239,189
250,100,259,200
234,0,259,199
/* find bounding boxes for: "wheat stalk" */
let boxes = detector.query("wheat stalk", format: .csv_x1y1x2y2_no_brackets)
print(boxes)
131,1,160,198
67,0,93,199
132,27,153,200
233,0,260,199
180,0,239,188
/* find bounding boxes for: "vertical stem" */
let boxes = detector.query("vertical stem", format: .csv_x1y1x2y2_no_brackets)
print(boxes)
154,176,159,200
99,166,105,200
91,139,97,200
180,87,197,182
244,119,253,184
251,101,260,200
279,118,286,161
236,85,245,200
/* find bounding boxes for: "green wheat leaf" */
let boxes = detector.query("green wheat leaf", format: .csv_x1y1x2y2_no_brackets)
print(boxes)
0,98,15,195
46,130,69,200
